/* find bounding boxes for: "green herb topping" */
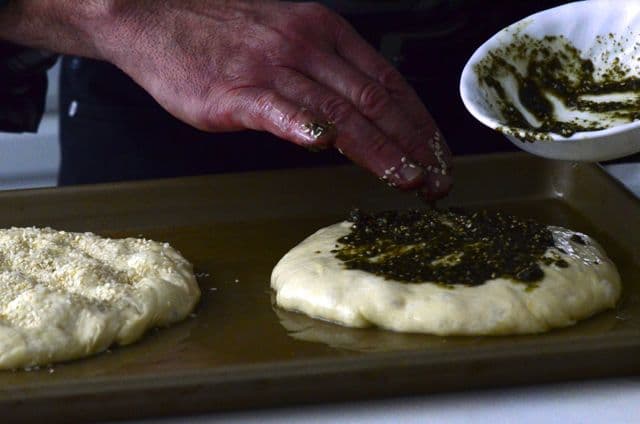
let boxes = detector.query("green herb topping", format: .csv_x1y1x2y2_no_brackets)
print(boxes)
334,209,567,286
474,33,640,141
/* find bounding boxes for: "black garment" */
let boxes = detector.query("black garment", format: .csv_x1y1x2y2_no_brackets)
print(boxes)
0,42,57,132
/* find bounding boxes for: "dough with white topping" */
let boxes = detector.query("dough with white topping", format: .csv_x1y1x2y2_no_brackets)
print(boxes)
0,227,200,369
271,218,621,335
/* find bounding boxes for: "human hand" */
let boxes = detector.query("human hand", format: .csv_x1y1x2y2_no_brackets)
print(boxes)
0,0,453,198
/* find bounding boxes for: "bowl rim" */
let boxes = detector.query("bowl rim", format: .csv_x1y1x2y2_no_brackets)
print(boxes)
459,0,640,143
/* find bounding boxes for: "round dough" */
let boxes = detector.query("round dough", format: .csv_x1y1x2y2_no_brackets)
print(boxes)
0,227,200,369
271,221,621,335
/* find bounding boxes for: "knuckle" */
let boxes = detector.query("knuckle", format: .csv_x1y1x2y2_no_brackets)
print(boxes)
221,55,260,84
262,30,287,51
378,65,407,92
296,2,334,20
271,40,307,66
247,31,291,66
256,18,317,66
253,91,277,118
319,96,354,124
357,81,391,121
294,2,341,36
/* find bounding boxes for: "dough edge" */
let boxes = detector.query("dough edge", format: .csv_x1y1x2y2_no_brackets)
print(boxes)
0,227,200,370
271,222,621,336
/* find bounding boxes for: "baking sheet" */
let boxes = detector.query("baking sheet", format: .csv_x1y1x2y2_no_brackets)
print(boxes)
0,153,638,421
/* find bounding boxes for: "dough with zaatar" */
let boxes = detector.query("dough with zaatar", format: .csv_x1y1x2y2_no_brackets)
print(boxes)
0,227,200,369
271,209,621,335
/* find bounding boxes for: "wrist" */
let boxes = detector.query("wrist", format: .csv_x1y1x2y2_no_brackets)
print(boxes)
0,0,129,61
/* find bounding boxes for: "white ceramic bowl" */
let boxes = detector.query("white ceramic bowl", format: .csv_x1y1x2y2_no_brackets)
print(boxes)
460,0,640,161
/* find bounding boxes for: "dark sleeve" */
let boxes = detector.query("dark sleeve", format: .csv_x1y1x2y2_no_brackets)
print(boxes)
0,41,58,133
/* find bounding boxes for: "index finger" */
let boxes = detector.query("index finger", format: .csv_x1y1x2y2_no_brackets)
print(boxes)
334,21,453,168
334,22,428,120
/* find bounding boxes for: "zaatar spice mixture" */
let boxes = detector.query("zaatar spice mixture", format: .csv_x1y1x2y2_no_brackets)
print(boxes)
475,33,640,141
334,209,568,286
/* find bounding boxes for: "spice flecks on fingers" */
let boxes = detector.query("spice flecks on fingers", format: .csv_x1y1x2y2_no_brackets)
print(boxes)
381,158,425,189
298,120,336,150
406,129,452,199
427,131,451,177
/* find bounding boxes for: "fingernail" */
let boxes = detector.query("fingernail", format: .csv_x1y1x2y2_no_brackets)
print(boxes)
398,162,424,183
381,161,424,189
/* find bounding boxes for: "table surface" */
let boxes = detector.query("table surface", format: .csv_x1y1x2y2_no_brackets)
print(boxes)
117,377,640,424
107,162,639,424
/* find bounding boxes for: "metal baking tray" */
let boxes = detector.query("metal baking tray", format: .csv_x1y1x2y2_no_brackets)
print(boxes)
1,153,638,421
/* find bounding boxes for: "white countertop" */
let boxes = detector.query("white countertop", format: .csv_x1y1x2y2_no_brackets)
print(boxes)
120,377,640,424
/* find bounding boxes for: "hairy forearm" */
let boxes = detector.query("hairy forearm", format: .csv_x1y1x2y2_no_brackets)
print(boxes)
0,0,121,59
